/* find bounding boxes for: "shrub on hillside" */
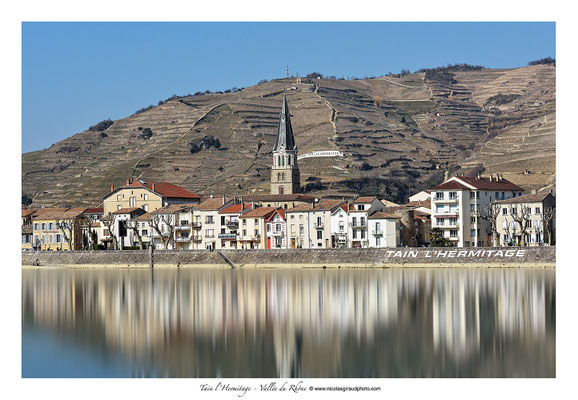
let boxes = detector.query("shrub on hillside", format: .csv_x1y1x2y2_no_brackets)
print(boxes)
528,57,555,66
88,119,113,132
139,128,154,140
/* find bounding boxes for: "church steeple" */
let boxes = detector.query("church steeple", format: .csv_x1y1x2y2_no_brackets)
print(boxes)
273,94,296,152
271,93,300,195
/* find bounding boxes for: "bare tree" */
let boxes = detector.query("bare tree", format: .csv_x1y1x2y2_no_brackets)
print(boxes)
476,202,501,247
150,213,175,249
102,214,118,250
55,217,76,251
83,214,100,250
540,207,555,246
508,204,531,246
125,218,145,250
501,218,512,246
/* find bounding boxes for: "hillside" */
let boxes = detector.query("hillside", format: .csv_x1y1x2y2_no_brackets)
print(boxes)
22,64,555,207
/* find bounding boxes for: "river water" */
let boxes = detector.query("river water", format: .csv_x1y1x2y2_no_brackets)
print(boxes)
22,267,555,378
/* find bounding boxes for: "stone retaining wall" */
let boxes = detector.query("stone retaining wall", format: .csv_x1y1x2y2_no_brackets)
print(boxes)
22,247,555,268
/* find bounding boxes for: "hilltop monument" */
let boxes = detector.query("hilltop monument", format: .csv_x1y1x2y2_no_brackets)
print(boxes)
271,94,300,194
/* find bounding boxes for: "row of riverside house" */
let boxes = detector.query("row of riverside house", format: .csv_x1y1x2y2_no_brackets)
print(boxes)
22,173,555,251
21,95,554,251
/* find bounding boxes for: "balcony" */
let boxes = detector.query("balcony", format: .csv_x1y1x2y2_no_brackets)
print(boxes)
270,230,283,236
175,236,191,242
351,222,367,229
436,222,460,229
335,231,347,236
433,197,458,204
434,210,460,218
218,233,237,240
372,230,383,237
191,236,202,242
225,220,239,228
192,222,202,229
313,222,324,229
175,225,191,231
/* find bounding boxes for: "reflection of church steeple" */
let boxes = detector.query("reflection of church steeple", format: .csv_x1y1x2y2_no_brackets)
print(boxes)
271,94,300,195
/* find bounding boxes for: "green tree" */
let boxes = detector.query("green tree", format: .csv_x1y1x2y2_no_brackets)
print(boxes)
22,194,33,207
430,228,452,247
214,139,221,149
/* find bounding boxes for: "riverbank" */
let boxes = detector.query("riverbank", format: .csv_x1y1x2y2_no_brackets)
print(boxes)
21,247,556,269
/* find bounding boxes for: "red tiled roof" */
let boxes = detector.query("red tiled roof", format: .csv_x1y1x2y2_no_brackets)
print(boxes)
496,191,553,204
286,199,344,213
124,180,201,199
84,207,104,214
33,208,87,220
369,211,400,219
195,197,232,210
112,207,142,215
218,203,252,214
405,199,431,209
432,176,525,191
238,194,315,203
22,209,36,217
240,207,277,218
430,180,471,190
265,208,286,222
150,204,195,214
353,196,378,204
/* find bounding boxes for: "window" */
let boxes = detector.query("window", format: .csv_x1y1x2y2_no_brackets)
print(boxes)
290,224,295,235
360,217,366,226
144,194,148,200
436,205,444,213
242,229,247,236
254,229,259,236
526,220,532,228
206,229,214,238
450,230,458,238
449,218,456,225
56,234,61,243
470,204,475,212
495,192,499,199
143,204,148,212
117,194,121,201
129,197,136,207
512,208,518,215
535,207,541,214
41,223,46,230
49,234,53,243
375,222,381,231
339,223,344,232
267,224,271,232
503,208,508,215
290,215,295,219
501,192,505,199
435,192,444,200
477,192,480,199
243,219,247,226
360,230,366,239
470,217,476,224
436,218,444,226
299,224,304,235
470,192,475,199
471,229,476,237
449,192,457,200
358,204,365,211
41,234,46,244
206,216,214,224
352,217,357,226
34,223,38,230
117,205,121,210
317,231,323,240
142,230,148,236
376,237,381,246
352,230,357,239
254,219,258,224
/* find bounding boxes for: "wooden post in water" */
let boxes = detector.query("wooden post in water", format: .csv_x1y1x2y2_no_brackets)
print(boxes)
149,245,154,269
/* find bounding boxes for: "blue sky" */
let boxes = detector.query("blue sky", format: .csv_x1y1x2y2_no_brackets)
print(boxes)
22,22,555,153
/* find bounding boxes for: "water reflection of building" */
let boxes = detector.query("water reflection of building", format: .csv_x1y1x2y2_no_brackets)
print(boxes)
22,268,555,378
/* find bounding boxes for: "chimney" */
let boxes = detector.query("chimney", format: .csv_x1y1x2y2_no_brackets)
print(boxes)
489,175,493,182
126,178,130,185
223,195,226,205
152,183,156,192
477,172,481,179
110,184,114,192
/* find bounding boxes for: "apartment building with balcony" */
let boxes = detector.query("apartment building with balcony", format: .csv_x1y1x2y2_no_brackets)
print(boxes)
348,197,385,248
367,212,401,248
495,191,555,246
265,209,287,249
238,207,277,249
217,203,252,249
285,200,344,249
430,175,524,247
103,178,201,216
330,204,349,248
192,197,234,250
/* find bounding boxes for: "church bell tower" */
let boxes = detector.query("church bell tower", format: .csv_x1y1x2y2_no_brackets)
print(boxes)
271,94,300,194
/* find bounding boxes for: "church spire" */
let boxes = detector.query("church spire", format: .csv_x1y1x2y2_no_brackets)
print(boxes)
273,93,296,151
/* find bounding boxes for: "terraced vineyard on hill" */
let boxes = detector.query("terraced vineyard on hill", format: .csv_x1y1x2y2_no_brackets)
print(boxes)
22,64,555,207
